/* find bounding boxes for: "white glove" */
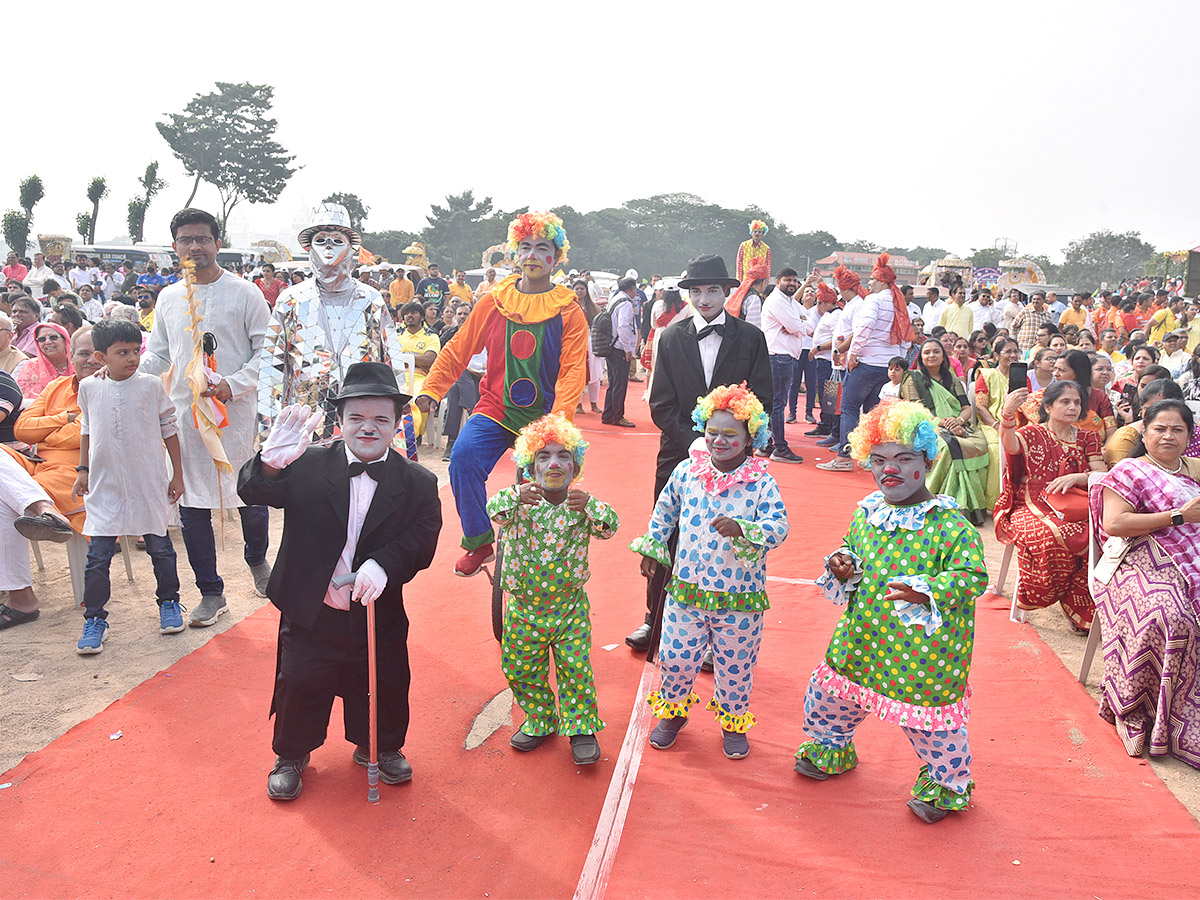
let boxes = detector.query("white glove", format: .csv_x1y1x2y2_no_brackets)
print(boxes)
261,404,324,469
353,559,388,605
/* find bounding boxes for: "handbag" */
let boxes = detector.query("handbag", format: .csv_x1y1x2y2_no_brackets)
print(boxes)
1093,536,1134,586
822,367,844,412
1039,457,1089,523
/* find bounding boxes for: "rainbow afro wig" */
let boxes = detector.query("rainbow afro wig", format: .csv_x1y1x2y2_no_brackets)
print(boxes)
512,413,588,482
748,219,769,236
847,400,941,463
507,210,570,264
692,382,770,451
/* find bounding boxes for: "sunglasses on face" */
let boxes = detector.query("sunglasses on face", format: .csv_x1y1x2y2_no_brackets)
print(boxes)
37,334,62,343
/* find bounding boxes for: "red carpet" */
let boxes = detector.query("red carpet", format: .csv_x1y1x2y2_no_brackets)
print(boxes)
3,393,1200,899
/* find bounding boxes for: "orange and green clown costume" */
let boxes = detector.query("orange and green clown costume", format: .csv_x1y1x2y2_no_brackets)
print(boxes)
417,274,589,549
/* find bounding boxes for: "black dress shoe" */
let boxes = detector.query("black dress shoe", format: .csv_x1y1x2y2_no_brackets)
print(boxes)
510,729,552,751
793,757,831,781
906,798,948,824
570,734,601,765
625,623,651,651
805,428,831,437
267,753,310,800
354,747,413,784
14,512,73,543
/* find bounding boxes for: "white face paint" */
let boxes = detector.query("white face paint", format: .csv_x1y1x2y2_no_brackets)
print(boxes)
517,237,556,281
339,397,398,462
704,409,749,470
689,284,726,321
869,442,930,505
532,441,575,490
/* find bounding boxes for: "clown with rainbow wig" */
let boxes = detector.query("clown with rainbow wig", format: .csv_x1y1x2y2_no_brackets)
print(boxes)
631,383,789,761
486,413,618,766
795,400,988,824
416,210,590,577
736,219,771,282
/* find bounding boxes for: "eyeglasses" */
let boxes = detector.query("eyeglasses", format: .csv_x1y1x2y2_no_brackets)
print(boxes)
36,334,62,343
175,235,215,247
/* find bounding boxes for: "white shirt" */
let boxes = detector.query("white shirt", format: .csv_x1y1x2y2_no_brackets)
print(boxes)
760,288,807,359
78,372,179,537
81,297,105,323
850,288,909,366
23,265,55,299
969,300,1005,331
741,291,764,331
324,445,383,610
834,298,863,365
1162,348,1189,377
921,298,947,328
811,307,840,362
692,309,726,388
1001,298,1024,333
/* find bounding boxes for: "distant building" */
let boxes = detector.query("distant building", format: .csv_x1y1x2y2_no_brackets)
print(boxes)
815,251,922,285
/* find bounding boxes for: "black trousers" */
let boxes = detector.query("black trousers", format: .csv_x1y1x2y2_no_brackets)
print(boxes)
602,351,630,423
271,603,410,759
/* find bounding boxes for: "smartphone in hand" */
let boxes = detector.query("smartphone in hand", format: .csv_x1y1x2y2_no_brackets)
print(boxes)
1008,361,1028,393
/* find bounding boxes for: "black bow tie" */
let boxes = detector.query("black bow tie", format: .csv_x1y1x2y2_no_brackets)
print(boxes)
348,461,382,481
697,322,725,340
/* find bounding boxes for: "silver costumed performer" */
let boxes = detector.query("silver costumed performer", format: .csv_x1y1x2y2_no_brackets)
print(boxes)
256,203,414,449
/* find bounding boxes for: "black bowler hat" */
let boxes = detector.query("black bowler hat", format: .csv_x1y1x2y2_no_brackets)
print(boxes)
677,254,740,289
333,361,412,407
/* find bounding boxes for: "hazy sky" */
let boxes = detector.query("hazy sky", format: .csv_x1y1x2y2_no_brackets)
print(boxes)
6,0,1197,263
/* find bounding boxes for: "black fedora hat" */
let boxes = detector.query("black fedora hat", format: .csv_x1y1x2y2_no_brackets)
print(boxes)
333,361,412,407
677,254,741,289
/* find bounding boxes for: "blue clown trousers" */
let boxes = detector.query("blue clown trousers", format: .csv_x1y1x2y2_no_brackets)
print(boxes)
448,413,516,550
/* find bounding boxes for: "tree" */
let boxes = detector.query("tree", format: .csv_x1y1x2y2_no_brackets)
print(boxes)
421,190,496,270
127,162,167,244
968,247,1004,268
894,246,950,266
75,176,109,244
157,82,298,242
841,239,883,253
1058,230,1155,289
322,193,370,233
2,174,44,255
358,229,421,264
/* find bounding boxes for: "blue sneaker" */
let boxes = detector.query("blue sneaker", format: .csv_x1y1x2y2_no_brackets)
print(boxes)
159,600,186,634
77,617,109,655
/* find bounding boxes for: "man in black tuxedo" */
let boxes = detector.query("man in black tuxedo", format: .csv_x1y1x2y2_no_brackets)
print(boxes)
625,254,773,652
238,362,442,801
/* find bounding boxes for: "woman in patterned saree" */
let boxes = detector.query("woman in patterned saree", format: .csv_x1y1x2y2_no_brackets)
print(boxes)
993,380,1107,631
1092,399,1200,768
898,339,989,524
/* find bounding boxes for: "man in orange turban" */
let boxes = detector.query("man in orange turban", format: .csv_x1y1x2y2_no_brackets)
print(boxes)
817,253,915,472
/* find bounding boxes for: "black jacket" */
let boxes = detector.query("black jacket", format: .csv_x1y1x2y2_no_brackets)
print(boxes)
237,444,442,631
647,315,772,498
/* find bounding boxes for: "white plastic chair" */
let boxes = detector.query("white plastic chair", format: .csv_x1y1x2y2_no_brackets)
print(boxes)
1078,473,1106,683
30,533,135,608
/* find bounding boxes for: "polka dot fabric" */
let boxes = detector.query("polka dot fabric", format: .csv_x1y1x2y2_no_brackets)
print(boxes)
823,505,987,724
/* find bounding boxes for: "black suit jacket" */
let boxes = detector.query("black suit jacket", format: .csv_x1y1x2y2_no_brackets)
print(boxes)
237,443,442,631
648,316,773,498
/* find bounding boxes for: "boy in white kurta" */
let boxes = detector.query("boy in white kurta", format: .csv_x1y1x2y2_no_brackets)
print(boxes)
71,319,185,654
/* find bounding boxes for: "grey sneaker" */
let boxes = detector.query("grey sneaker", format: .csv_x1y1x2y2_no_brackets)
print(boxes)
249,562,271,598
190,594,228,627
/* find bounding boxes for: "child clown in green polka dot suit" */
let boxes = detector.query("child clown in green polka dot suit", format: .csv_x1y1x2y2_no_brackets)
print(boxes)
794,400,988,824
486,413,619,766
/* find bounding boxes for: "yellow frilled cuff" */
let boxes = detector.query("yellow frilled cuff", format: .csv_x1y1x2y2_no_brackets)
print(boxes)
647,690,700,719
706,697,756,732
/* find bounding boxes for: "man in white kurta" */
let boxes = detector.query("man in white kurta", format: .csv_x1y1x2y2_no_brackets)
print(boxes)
141,208,272,627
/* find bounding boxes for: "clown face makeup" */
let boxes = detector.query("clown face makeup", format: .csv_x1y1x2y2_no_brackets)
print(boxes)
309,229,354,291
532,441,575,495
339,397,398,463
689,284,726,321
517,237,557,283
869,441,933,506
705,409,750,472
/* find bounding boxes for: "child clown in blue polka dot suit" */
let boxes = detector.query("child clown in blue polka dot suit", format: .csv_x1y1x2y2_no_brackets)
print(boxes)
631,383,789,760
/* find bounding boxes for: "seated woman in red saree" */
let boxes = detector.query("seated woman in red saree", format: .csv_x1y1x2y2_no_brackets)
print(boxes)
994,380,1107,631
1092,399,1200,769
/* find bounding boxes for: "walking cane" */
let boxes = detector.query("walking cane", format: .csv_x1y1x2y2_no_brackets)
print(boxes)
333,571,379,802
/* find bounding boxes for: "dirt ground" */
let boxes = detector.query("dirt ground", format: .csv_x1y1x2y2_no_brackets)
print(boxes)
2,448,1198,822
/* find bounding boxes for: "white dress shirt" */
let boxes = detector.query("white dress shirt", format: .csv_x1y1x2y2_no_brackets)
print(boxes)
692,309,726,388
324,445,383,610
850,288,908,366
922,299,947,328
811,308,840,362
969,300,1005,331
761,288,807,359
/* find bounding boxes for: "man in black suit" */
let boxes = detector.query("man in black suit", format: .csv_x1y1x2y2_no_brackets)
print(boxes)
625,254,773,652
238,362,442,801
